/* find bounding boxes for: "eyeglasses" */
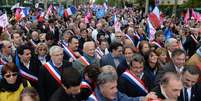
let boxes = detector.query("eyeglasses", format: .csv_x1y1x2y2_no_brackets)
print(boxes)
39,48,46,51
4,72,18,78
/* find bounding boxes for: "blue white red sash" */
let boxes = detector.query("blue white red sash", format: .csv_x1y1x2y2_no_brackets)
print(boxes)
81,80,92,92
125,34,135,46
95,47,104,59
190,35,199,44
122,70,148,94
150,41,162,48
0,58,7,65
61,44,77,60
78,56,90,66
88,93,98,101
43,61,61,84
30,39,37,47
15,53,38,82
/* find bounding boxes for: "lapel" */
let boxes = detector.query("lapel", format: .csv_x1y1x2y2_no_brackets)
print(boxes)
109,53,116,67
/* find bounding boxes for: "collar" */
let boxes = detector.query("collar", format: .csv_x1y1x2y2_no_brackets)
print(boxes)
22,61,30,69
174,65,184,73
52,60,63,68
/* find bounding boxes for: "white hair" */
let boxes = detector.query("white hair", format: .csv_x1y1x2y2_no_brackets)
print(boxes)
49,45,63,56
165,38,177,48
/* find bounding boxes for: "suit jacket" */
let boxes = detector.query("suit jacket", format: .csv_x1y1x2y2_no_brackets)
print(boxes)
178,83,201,101
117,60,129,77
183,35,200,57
118,70,154,97
13,57,41,89
151,85,166,100
38,60,72,101
87,88,141,101
100,53,126,68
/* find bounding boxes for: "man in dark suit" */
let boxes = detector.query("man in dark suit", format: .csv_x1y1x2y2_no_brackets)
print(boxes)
118,53,154,97
100,42,126,68
155,49,186,85
38,45,72,101
183,29,200,57
179,65,201,101
152,72,183,100
15,44,41,89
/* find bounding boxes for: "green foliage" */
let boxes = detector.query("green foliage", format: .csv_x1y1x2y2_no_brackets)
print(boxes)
180,0,201,8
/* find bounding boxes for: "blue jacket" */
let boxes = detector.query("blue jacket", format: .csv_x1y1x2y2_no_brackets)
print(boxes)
87,87,141,101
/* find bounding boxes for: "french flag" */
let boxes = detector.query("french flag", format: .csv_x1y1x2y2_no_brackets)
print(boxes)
148,6,160,29
64,6,77,17
147,18,156,41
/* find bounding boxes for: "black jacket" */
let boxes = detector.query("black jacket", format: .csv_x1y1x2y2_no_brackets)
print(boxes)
50,87,82,101
118,70,154,97
38,60,72,101
178,83,201,101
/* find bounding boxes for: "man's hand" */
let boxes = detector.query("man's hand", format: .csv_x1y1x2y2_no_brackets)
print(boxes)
141,92,159,101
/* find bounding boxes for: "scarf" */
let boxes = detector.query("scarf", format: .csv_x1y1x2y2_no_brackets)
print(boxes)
0,76,22,92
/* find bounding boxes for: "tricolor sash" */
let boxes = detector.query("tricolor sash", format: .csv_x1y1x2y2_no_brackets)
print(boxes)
61,44,77,60
88,93,98,101
190,35,199,44
30,39,37,47
151,41,162,48
0,58,7,65
43,61,61,84
125,34,135,46
15,53,38,82
122,70,148,94
80,80,92,92
95,47,104,59
78,56,90,66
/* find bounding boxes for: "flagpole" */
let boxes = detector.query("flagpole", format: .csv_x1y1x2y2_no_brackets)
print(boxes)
145,0,149,15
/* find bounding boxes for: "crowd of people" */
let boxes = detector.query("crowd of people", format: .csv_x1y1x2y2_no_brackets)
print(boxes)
0,2,201,101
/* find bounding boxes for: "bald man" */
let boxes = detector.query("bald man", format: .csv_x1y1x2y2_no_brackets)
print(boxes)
72,41,100,73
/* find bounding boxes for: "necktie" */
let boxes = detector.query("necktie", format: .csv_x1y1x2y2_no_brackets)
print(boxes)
183,88,188,101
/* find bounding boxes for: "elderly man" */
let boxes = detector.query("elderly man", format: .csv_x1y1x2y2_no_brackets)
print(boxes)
165,38,179,59
179,65,201,101
87,72,158,101
38,45,72,101
0,40,12,65
72,41,100,73
152,72,183,100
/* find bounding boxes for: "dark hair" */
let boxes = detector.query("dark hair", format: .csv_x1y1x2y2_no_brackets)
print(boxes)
17,44,32,55
61,67,81,88
84,64,101,82
68,36,79,43
2,62,19,76
171,49,186,58
20,87,39,101
109,42,123,52
183,65,200,75
138,40,150,53
130,53,144,66
11,30,22,39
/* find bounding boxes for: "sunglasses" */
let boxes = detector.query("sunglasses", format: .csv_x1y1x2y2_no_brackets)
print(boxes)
4,72,18,78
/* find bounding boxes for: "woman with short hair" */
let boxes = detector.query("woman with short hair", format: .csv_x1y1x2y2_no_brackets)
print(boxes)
0,62,31,101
